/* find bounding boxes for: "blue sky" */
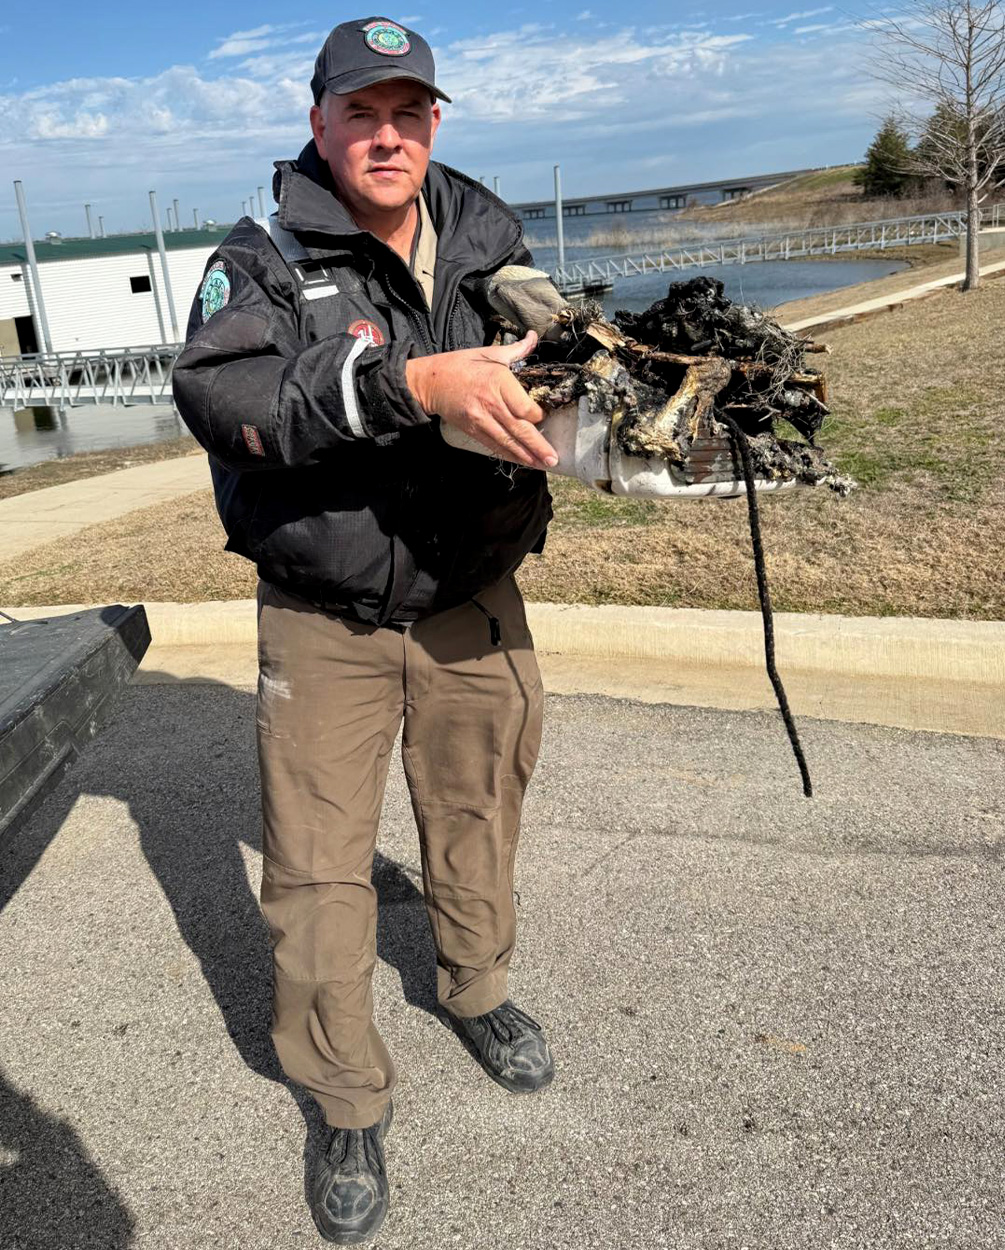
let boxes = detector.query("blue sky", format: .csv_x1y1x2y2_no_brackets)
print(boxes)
0,1,889,239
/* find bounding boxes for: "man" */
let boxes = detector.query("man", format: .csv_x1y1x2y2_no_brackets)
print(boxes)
173,15,559,1245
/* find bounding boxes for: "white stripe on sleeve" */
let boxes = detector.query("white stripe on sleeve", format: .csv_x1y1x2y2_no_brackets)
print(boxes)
340,334,369,439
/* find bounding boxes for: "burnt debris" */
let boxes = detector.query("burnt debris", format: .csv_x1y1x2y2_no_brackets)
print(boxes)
511,277,854,496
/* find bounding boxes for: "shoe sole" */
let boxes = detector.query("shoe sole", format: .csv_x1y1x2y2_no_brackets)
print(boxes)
316,1223,386,1247
438,1008,556,1095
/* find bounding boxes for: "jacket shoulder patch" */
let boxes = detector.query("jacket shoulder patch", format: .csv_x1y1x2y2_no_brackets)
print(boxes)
200,261,231,322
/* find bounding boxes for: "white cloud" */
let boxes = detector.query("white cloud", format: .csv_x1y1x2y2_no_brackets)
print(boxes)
771,6,834,25
208,22,321,60
0,15,883,238
437,26,753,122
208,25,278,59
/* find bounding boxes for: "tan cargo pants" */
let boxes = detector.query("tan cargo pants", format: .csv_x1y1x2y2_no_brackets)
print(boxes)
255,575,544,1128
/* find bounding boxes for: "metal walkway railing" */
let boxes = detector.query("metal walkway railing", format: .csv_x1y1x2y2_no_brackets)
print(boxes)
0,345,181,409
552,204,1004,288
2,205,1002,405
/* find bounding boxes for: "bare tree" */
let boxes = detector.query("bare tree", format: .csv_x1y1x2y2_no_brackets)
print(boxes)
864,1,1005,290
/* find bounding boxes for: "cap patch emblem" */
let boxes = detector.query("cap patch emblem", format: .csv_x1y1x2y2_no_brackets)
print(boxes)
363,20,411,56
348,319,385,347
200,261,231,322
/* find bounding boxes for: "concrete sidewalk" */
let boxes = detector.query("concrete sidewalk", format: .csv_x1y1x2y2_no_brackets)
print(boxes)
1,685,1002,1248
0,453,209,562
781,255,1005,334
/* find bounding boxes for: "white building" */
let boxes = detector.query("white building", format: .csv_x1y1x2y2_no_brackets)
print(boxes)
0,228,230,358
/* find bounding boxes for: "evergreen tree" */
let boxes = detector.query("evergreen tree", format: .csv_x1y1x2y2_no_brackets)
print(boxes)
916,100,1000,191
915,102,967,189
855,117,915,197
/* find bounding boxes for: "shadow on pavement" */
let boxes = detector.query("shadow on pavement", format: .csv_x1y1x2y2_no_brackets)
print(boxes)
0,675,443,1238
0,1067,136,1250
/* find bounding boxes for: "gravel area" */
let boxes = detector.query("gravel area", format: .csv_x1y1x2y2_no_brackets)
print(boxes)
1,685,1002,1248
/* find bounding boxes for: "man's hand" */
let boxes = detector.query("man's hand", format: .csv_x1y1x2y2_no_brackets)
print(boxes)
405,331,557,470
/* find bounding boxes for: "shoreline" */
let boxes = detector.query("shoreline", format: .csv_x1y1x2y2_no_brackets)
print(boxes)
0,238,992,489
0,434,198,500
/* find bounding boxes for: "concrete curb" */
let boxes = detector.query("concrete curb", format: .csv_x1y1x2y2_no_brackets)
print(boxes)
5,599,1003,688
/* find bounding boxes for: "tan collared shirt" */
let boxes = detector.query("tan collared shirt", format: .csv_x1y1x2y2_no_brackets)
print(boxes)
410,191,437,312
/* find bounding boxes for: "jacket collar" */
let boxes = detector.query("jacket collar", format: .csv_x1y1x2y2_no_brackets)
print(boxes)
273,141,361,238
273,140,523,271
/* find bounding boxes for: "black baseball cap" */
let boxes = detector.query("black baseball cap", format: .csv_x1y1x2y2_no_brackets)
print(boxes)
311,16,451,105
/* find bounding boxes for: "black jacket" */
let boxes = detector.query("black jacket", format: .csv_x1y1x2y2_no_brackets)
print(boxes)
172,142,552,626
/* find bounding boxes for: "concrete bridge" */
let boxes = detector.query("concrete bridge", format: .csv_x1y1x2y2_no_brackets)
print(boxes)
511,166,820,221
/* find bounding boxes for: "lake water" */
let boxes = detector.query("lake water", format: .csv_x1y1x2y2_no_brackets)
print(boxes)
1,254,908,473
1,404,188,474
529,245,910,317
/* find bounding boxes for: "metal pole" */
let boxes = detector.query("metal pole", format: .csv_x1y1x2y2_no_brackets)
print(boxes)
166,206,174,232
98,215,106,238
173,199,180,232
257,186,266,217
193,208,199,229
554,164,565,274
493,176,501,197
14,180,53,354
145,250,167,345
241,200,248,218
149,190,180,342
85,203,95,238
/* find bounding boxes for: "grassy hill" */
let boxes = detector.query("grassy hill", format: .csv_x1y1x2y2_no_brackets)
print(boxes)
679,165,959,231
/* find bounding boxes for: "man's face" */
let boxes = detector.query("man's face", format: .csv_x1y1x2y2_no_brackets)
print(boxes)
310,78,441,218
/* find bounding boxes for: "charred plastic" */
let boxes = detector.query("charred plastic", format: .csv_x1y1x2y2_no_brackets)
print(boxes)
510,277,855,496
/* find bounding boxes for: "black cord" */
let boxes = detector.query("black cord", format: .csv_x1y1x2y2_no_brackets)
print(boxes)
470,598,503,647
719,412,814,799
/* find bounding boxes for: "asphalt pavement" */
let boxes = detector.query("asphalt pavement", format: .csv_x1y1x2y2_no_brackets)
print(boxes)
1,682,1002,1249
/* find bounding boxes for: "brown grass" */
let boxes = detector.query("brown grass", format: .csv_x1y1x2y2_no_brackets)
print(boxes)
773,236,1005,323
524,169,963,252
0,435,200,501
0,490,258,605
2,280,1002,619
678,168,958,231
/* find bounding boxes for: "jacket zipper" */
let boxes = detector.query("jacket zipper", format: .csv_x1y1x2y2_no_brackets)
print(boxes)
373,238,437,355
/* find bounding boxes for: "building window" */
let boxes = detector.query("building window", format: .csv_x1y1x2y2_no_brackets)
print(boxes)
523,208,546,220
563,204,585,217
607,200,632,213
130,275,152,294
660,195,684,210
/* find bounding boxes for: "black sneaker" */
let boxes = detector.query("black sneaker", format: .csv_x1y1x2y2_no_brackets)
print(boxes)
442,1000,555,1094
311,1099,394,1245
